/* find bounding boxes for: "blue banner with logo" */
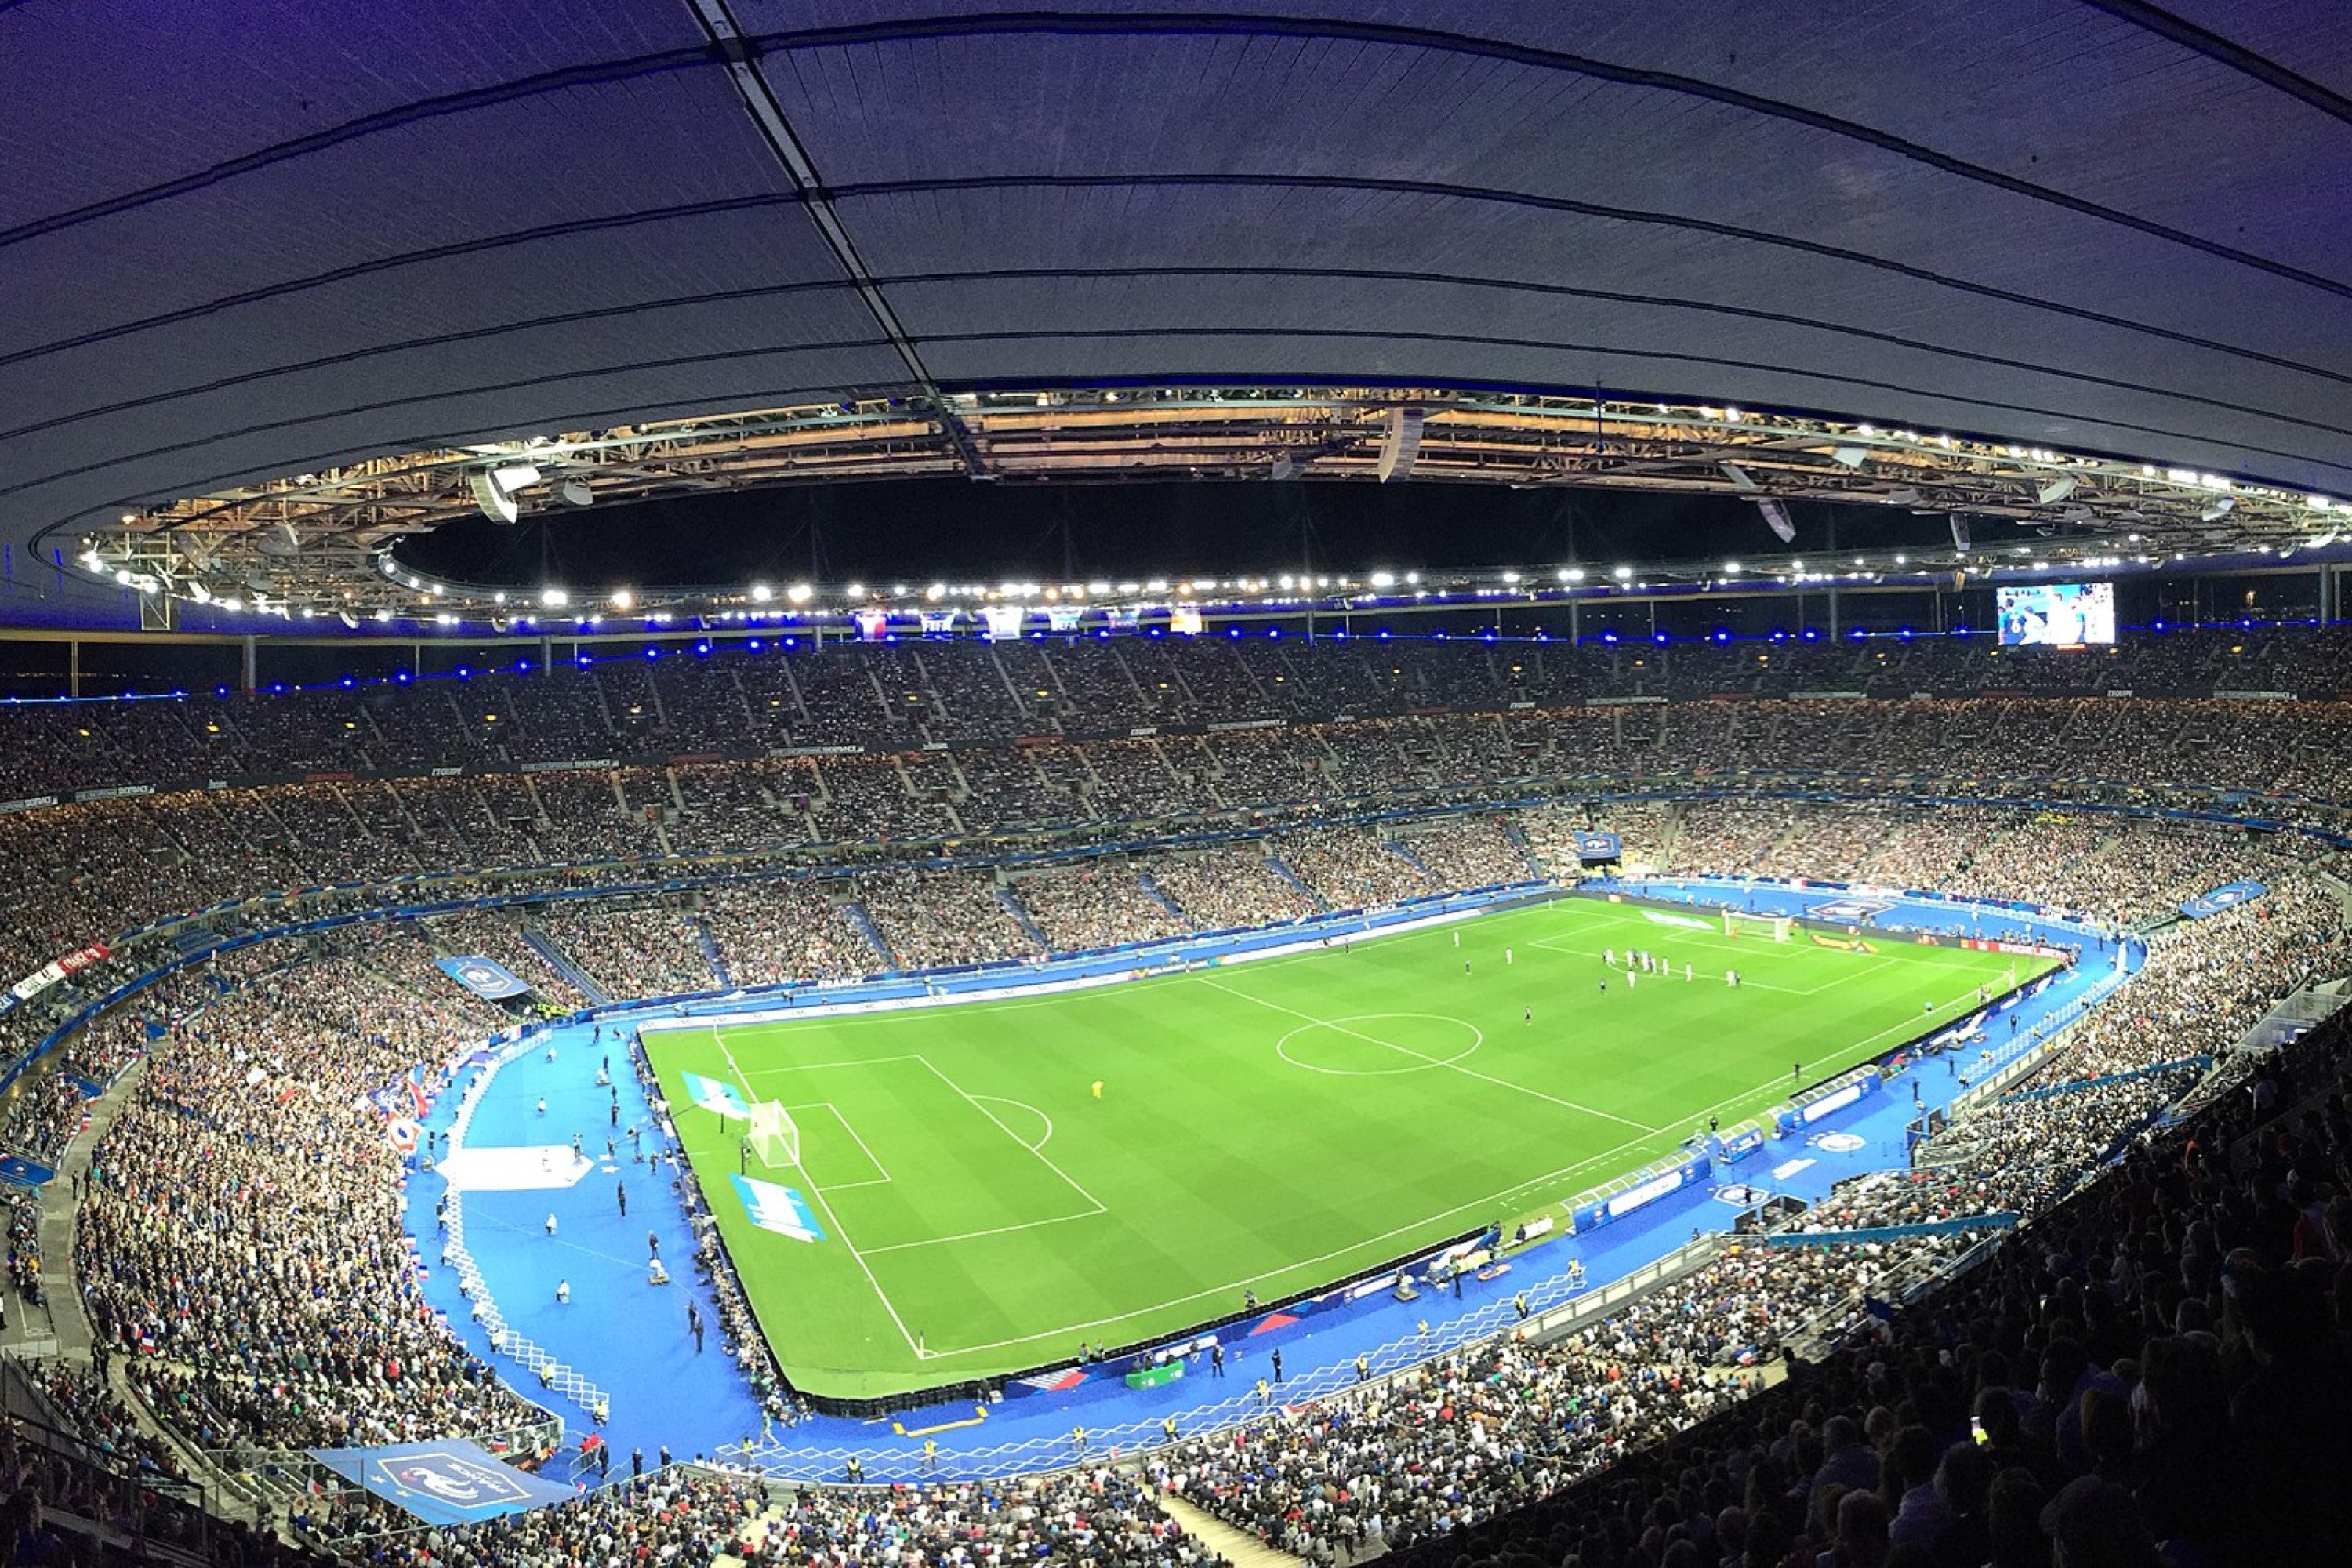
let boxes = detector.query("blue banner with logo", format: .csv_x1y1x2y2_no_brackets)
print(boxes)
0,1154,54,1189
731,1172,826,1242
307,1439,577,1526
682,1071,750,1120
2178,881,2266,920
434,956,532,1000
1573,831,1622,862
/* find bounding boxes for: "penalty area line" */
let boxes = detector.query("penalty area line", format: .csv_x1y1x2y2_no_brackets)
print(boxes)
712,1028,937,1360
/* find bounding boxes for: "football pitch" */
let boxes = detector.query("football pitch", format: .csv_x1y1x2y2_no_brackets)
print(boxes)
642,895,2050,1400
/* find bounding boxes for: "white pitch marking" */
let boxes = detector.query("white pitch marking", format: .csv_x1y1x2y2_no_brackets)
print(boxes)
915,1056,1107,1214
1201,977,1658,1133
710,1028,935,1359
970,1094,1056,1152
784,1102,894,1188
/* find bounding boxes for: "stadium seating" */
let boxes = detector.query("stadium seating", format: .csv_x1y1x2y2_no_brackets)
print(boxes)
0,629,2346,1566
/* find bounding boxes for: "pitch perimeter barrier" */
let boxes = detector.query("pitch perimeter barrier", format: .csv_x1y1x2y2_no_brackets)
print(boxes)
630,881,1555,1037
1579,879,2089,960
2001,1055,2213,1102
1754,1214,2020,1248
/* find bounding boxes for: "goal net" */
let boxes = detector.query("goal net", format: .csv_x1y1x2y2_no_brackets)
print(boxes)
747,1102,800,1167
1722,909,1793,942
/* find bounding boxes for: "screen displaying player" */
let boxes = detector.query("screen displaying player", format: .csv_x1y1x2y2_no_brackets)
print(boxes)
1994,581,2115,647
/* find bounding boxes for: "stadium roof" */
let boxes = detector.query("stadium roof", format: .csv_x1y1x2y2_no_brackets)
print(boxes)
14,2,2352,628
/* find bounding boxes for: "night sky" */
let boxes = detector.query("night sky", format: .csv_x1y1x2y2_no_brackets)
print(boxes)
397,479,1955,592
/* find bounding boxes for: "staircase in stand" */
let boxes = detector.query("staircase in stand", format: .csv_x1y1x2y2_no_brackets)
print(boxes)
840,901,896,969
1382,839,1431,879
1155,1493,1311,1568
1497,815,1547,880
993,884,1052,951
691,916,733,988
1265,855,1324,909
1135,869,1185,920
521,928,610,1006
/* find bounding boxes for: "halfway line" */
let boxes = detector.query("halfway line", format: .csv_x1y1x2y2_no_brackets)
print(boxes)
1199,976,1658,1133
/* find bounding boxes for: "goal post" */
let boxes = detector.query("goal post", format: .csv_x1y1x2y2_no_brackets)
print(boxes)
1722,909,1792,942
747,1102,800,1167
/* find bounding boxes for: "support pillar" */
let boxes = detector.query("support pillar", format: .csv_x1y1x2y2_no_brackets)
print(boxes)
67,640,80,699
240,635,257,696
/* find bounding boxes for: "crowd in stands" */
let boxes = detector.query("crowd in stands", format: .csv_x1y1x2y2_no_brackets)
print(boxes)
1279,826,1429,910
7,1188,43,1311
1015,862,1188,953
0,1072,89,1164
1149,849,1320,931
8,684,2352,1013
6,630,2352,809
535,898,718,999
354,1457,1222,1568
1400,814,1540,891
73,929,540,1454
858,869,1041,971
698,881,873,989
0,633,2344,1564
34,1362,187,1481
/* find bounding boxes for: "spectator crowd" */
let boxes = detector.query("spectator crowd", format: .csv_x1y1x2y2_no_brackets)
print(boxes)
0,633,2337,1566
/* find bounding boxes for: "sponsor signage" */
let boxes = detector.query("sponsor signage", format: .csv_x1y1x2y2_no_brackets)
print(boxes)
1798,1082,1864,1123
8,942,111,1002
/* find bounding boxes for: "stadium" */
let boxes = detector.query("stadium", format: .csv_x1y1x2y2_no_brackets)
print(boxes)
3,5,2350,1568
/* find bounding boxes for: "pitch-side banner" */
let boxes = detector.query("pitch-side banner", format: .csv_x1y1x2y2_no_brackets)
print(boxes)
307,1439,578,1527
731,1172,826,1242
682,1072,750,1120
433,956,532,1001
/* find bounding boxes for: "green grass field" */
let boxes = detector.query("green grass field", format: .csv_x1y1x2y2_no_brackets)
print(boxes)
643,896,2049,1400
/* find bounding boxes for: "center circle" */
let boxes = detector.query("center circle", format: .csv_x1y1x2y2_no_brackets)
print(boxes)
1276,1012,1485,1076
